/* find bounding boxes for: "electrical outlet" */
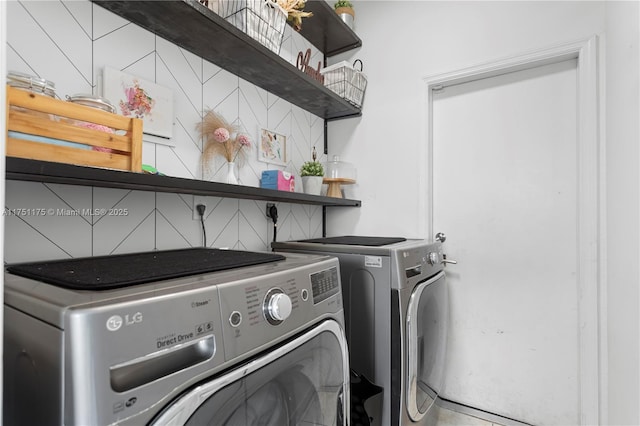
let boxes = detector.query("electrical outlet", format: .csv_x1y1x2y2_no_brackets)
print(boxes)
193,196,207,220
266,203,276,219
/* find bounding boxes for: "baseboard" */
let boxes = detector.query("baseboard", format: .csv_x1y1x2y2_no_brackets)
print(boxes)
436,398,533,426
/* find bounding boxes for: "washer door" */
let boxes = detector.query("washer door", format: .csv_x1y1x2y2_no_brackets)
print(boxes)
150,319,349,426
406,271,448,421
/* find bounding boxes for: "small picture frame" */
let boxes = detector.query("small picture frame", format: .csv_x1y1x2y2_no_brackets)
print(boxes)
258,128,287,166
103,67,174,141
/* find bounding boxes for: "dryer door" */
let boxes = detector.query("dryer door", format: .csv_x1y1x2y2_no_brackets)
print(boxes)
406,271,448,422
150,319,349,426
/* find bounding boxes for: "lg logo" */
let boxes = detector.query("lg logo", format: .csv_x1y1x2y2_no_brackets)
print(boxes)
106,315,123,331
106,312,143,331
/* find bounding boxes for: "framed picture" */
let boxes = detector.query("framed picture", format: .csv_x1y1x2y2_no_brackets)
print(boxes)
258,128,287,166
103,67,174,140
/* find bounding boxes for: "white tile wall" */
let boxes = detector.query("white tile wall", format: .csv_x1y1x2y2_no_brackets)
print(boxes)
5,0,326,263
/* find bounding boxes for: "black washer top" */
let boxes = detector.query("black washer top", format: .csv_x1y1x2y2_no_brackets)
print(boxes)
298,236,407,247
6,248,285,291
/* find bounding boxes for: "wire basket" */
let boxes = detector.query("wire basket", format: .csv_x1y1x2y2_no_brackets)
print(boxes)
217,0,287,54
320,59,367,108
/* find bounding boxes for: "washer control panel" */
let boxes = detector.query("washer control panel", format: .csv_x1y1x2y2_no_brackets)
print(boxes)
263,288,292,325
216,257,343,360
310,267,340,304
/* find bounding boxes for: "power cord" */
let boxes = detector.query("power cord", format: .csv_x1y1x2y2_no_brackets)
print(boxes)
267,204,278,249
196,203,207,247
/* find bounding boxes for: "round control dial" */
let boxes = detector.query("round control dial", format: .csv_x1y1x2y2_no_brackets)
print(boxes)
428,252,440,265
263,288,292,325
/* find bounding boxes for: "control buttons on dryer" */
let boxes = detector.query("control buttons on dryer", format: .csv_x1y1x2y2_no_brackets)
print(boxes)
263,288,292,325
301,288,309,302
229,311,242,327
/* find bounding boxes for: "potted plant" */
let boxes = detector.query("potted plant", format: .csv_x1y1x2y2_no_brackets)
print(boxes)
300,156,324,195
334,0,354,29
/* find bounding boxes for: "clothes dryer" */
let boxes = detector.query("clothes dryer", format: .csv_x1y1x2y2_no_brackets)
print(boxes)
273,236,454,426
4,248,349,425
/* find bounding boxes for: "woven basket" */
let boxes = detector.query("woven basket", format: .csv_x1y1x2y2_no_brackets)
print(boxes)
218,0,287,54
320,59,368,108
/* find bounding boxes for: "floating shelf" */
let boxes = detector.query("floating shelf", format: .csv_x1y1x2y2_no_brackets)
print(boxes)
294,1,362,57
92,0,362,121
5,158,362,207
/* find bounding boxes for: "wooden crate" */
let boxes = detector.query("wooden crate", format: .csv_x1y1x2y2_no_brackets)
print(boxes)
6,85,143,172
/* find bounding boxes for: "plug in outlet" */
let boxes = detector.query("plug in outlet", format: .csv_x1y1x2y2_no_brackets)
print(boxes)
193,196,207,220
265,203,276,219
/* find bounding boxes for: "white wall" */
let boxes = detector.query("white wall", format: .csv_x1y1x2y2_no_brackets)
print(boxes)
604,2,640,424
328,1,638,424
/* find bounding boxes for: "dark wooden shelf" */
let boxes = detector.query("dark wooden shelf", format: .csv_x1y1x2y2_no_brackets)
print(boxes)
92,0,362,121
5,158,362,207
294,1,362,57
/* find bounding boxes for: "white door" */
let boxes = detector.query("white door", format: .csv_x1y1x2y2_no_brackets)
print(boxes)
431,59,582,425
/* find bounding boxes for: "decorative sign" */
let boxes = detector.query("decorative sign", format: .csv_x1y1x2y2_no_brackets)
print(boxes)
296,49,324,84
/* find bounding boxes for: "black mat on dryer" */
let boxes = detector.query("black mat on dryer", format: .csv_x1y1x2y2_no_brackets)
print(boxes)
298,235,407,246
6,248,285,291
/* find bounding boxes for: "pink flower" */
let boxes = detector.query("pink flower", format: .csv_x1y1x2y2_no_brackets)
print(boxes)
213,127,230,143
237,134,251,147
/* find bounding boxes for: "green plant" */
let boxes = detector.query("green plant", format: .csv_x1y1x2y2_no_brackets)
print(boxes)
334,0,353,9
300,160,324,177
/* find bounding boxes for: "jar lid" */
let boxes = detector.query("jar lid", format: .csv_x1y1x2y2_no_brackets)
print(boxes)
66,94,116,114
324,155,357,180
7,71,56,97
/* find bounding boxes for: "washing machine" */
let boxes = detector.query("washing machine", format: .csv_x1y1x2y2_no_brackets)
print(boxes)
273,235,454,426
3,247,350,425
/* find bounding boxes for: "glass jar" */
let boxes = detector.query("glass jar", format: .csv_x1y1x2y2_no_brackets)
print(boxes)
7,71,56,97
324,155,357,180
66,94,117,152
66,93,116,113
323,156,357,198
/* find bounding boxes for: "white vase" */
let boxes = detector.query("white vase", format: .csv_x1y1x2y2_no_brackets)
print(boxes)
302,176,323,195
226,162,238,184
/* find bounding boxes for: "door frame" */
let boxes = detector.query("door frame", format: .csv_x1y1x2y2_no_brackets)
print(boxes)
419,36,605,424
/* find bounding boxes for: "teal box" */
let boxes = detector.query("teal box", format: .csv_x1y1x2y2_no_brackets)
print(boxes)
261,170,295,191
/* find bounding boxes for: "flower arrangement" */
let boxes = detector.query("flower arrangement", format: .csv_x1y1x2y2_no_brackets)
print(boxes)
277,0,313,31
197,110,251,165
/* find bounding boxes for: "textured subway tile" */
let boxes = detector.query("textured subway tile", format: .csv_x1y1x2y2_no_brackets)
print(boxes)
202,68,239,116
201,197,240,249
238,200,269,249
156,40,202,145
4,216,74,263
62,0,93,38
19,1,93,85
92,2,129,40
92,189,155,255
7,1,92,96
155,193,200,248
4,181,92,259
156,211,198,251
155,131,201,180
92,9,155,84
142,141,157,169
107,214,157,255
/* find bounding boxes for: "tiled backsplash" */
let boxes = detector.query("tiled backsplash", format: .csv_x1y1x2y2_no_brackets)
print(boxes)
4,0,325,263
